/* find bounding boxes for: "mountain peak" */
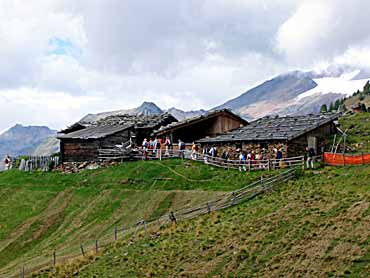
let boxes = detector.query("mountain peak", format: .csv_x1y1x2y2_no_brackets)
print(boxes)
136,102,163,115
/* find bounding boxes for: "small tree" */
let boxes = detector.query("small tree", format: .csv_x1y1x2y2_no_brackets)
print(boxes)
363,80,370,94
329,102,335,112
334,99,340,110
320,104,328,113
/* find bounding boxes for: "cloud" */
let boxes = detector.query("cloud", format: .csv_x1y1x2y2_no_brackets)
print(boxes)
0,88,103,132
0,0,369,132
276,0,370,66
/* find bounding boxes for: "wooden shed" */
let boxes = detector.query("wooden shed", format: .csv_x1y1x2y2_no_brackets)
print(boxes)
197,113,340,159
58,113,177,162
58,124,134,162
154,109,247,144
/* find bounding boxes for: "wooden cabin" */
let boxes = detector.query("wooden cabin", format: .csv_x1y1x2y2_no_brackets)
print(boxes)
154,109,247,145
58,113,177,162
197,113,339,159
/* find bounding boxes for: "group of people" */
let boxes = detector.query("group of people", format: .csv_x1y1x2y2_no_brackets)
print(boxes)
142,137,172,160
140,137,317,169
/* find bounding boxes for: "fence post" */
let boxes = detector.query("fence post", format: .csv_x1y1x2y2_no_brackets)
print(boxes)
169,211,177,225
267,159,270,171
301,156,305,171
80,244,85,257
95,239,99,254
53,250,56,267
231,192,236,205
114,227,118,241
207,202,211,214
248,160,251,172
20,265,25,278
143,220,148,237
343,153,346,166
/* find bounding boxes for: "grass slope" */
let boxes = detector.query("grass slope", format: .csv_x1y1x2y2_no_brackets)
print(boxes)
337,113,370,152
0,159,270,277
37,165,370,278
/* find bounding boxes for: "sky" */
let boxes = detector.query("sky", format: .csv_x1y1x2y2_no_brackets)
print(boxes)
1,0,370,132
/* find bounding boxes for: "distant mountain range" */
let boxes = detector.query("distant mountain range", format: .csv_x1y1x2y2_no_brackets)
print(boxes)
80,102,206,123
0,125,58,169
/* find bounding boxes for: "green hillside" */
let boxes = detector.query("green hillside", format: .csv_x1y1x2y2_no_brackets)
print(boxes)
35,165,370,278
337,113,370,153
0,159,270,277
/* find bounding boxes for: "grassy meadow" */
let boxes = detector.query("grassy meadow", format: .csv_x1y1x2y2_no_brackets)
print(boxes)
0,159,270,277
34,165,370,278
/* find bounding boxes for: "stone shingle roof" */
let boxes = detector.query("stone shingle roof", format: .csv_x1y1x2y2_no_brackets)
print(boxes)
155,109,247,135
57,124,134,139
197,113,339,143
58,113,177,139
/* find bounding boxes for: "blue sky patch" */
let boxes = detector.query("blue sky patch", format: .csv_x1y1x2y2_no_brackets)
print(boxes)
48,37,82,59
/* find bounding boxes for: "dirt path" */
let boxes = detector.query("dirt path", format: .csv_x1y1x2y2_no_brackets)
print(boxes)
158,162,213,182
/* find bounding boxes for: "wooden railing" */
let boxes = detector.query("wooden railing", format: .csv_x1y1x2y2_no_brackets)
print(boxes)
135,149,305,171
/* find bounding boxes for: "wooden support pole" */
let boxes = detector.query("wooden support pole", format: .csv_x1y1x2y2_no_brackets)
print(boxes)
301,157,305,171
80,244,85,257
169,211,177,225
95,240,99,254
143,221,148,237
207,202,211,214
53,250,56,267
114,227,118,241
20,265,25,278
231,192,236,205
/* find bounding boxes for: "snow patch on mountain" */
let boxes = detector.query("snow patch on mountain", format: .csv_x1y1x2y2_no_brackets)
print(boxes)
297,70,369,100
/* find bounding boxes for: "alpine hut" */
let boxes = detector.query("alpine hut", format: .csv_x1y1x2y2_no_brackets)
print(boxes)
58,113,177,162
154,109,248,146
197,113,340,159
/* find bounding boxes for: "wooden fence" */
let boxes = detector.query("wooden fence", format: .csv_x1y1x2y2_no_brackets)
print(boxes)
11,156,60,172
324,152,370,166
136,149,305,171
4,168,298,278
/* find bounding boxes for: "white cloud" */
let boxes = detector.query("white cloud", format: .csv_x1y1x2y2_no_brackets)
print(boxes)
276,0,370,66
0,88,103,132
0,0,369,132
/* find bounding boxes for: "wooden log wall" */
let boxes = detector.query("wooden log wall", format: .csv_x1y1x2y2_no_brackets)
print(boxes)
61,130,132,162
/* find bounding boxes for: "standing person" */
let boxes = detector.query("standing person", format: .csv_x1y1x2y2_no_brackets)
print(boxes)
164,136,171,156
191,142,198,160
3,155,12,170
239,152,246,171
142,139,149,160
149,138,154,153
222,149,229,162
155,138,161,158
319,139,327,154
178,139,185,159
306,147,315,169
153,138,158,154
203,145,209,163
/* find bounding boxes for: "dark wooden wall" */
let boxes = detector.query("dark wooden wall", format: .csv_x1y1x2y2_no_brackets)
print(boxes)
158,113,244,143
60,129,131,162
287,122,335,157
